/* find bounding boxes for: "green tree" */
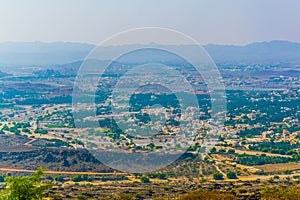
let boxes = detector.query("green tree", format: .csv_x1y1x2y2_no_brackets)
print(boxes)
0,168,52,200
2,125,8,131
226,171,238,179
0,175,5,182
210,147,217,153
147,143,155,149
213,172,224,180
71,175,83,182
227,149,235,154
54,175,64,182
140,176,150,183
218,149,226,154
157,173,167,180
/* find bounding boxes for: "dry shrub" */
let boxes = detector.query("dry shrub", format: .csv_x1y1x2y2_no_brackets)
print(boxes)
261,187,300,200
178,190,238,200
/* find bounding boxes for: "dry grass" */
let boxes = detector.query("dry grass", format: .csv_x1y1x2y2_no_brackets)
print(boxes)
178,190,238,200
261,186,300,200
255,162,300,173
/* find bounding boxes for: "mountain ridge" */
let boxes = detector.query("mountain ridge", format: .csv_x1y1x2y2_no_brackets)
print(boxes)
0,40,299,67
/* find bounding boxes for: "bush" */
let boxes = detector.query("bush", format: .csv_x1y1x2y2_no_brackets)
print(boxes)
213,172,224,180
54,175,64,182
284,170,292,175
227,149,235,154
140,176,150,183
157,173,167,180
210,147,217,153
226,172,238,179
104,193,138,200
0,168,52,200
178,190,237,200
71,174,92,182
76,194,87,200
218,149,227,153
0,175,5,182
261,187,300,199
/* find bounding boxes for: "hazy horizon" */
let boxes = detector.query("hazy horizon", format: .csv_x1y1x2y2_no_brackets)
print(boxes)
0,39,299,47
1,0,300,45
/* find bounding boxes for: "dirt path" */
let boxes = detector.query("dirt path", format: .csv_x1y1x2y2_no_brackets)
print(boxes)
238,172,300,181
24,138,36,145
230,148,292,158
214,161,227,178
199,162,203,176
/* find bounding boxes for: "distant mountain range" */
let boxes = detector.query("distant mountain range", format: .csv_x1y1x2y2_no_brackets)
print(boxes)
205,40,300,65
0,41,94,66
0,40,300,67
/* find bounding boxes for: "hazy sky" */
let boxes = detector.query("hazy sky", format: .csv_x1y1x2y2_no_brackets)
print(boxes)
0,0,299,45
